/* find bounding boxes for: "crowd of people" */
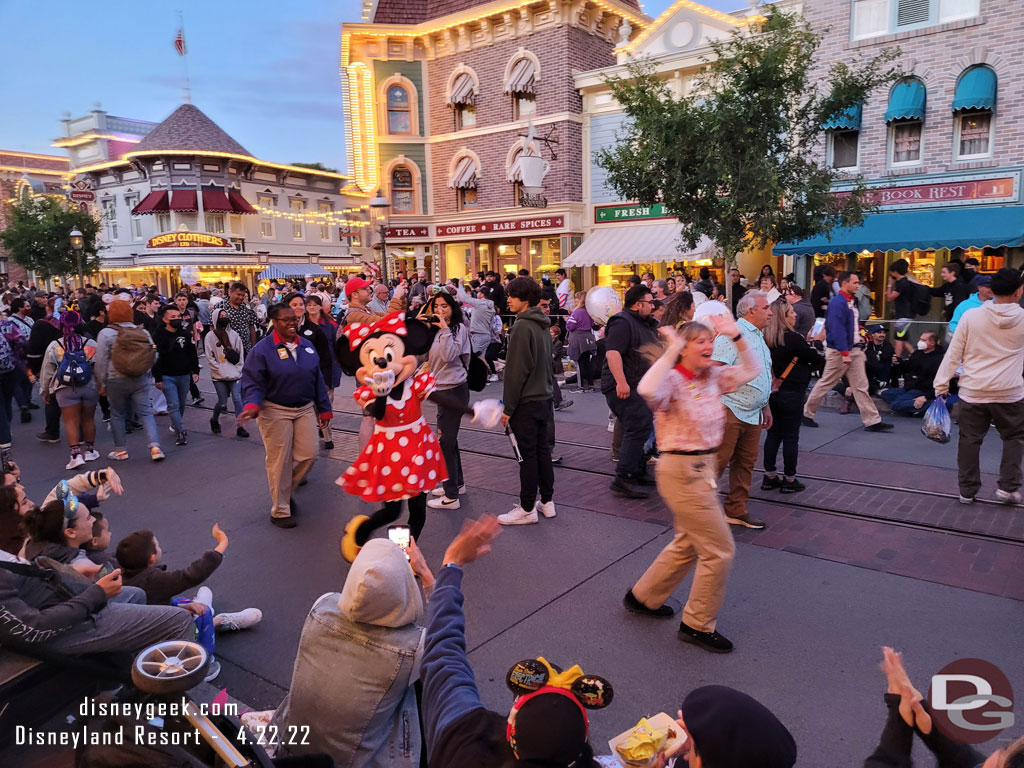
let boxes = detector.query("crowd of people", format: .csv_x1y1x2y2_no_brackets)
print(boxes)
0,255,1021,766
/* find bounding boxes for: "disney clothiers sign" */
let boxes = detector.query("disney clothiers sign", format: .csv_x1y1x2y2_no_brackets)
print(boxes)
147,232,232,249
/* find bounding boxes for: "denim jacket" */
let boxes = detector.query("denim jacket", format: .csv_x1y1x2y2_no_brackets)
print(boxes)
272,540,426,768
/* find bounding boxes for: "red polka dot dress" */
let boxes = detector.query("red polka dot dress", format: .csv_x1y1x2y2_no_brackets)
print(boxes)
339,370,449,502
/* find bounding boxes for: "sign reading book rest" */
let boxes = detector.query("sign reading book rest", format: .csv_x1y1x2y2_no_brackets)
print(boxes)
147,232,232,249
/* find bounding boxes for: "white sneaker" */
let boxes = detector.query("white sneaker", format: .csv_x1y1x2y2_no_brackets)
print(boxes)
498,504,539,525
487,373,499,383
431,484,467,497
66,454,86,470
83,449,100,462
958,495,975,505
216,608,262,631
537,500,556,518
196,586,214,612
203,659,222,682
427,496,461,510
995,489,1022,505
169,425,176,433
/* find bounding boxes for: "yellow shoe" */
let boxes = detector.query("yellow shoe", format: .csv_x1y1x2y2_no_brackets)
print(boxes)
341,515,369,563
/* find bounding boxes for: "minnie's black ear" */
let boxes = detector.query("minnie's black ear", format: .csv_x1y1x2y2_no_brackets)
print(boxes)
506,659,549,696
334,334,362,376
402,311,438,355
571,675,614,709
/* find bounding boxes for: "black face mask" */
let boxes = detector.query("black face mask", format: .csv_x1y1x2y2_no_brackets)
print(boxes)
216,317,230,329
169,318,183,329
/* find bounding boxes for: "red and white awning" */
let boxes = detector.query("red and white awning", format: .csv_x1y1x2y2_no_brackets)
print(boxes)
131,191,169,215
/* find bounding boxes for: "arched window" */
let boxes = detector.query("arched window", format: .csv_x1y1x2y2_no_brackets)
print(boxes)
448,151,480,212
885,78,926,167
504,50,540,120
953,66,996,160
391,165,415,213
447,66,479,131
386,85,412,135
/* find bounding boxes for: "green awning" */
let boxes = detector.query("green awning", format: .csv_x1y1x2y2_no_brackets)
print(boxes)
822,104,862,131
885,80,927,123
953,67,997,112
774,206,1024,255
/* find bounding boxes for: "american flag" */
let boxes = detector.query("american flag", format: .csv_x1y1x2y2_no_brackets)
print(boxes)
174,28,186,56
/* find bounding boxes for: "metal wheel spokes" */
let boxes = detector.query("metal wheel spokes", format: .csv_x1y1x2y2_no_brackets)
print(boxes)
136,641,207,680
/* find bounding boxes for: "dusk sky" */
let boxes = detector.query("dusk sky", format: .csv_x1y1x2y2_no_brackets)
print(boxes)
0,0,744,175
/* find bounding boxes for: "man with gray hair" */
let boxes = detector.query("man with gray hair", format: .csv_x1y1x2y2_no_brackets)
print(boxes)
652,279,669,301
712,290,773,529
368,283,391,315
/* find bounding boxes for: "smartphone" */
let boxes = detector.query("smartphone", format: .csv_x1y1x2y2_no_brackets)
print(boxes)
96,564,112,579
811,318,825,338
388,525,411,560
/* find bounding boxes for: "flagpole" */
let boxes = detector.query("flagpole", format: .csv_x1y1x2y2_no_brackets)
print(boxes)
178,10,191,104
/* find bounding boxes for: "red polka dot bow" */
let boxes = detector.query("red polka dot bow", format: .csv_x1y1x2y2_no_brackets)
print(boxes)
342,312,408,349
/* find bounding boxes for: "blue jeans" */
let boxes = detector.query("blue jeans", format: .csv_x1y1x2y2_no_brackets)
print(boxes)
107,375,160,449
880,387,927,416
161,374,190,432
212,379,243,419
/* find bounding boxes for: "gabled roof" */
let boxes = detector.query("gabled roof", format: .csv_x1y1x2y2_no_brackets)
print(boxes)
130,104,251,157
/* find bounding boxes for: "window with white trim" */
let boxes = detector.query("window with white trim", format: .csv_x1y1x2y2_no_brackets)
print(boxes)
205,213,225,233
391,166,415,213
156,212,171,233
955,110,993,159
318,201,333,241
102,199,118,241
125,195,142,239
829,130,860,170
889,119,923,166
852,0,979,39
290,198,305,239
258,194,275,238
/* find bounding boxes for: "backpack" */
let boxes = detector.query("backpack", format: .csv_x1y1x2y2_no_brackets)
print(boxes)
55,341,93,388
110,325,156,377
912,281,933,316
0,333,14,374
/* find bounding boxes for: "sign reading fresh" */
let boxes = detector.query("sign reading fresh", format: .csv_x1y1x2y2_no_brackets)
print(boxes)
147,232,232,249
594,203,673,223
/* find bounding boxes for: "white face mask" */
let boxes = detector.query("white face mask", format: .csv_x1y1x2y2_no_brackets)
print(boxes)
917,340,929,351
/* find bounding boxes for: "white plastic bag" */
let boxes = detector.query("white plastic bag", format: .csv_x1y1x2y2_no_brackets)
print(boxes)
921,396,951,444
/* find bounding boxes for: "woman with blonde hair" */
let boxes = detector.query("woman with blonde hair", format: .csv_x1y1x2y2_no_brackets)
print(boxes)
761,298,822,494
623,314,761,653
565,291,597,392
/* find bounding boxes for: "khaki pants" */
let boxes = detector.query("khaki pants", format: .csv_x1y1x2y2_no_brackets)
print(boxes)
714,410,762,520
803,348,881,427
632,453,735,632
257,402,318,518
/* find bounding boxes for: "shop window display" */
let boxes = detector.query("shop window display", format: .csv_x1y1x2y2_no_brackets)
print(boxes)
392,166,415,213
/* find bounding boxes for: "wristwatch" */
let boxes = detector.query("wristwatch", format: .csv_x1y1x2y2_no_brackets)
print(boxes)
731,333,742,343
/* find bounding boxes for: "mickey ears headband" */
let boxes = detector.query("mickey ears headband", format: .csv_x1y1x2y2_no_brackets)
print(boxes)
341,312,408,350
506,657,614,710
54,481,79,521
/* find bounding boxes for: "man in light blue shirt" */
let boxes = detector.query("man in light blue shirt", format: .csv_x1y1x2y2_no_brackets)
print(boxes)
712,290,772,530
948,275,992,335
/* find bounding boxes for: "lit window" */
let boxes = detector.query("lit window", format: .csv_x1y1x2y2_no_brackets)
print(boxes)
205,213,225,233
514,94,536,120
258,194,275,238
391,166,415,213
458,187,478,211
103,199,118,241
956,110,993,159
291,199,305,239
456,104,476,130
318,201,332,241
387,85,412,134
829,130,860,169
890,120,923,165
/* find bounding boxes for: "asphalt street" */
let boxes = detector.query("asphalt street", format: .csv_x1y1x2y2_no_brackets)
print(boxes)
6,371,1023,766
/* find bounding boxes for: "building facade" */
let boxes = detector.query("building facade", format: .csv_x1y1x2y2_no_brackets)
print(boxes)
69,104,369,293
0,150,72,283
342,0,650,284
777,0,1024,316
573,0,779,291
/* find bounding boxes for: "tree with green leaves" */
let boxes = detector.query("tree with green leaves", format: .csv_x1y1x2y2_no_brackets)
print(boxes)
596,6,900,303
0,196,101,282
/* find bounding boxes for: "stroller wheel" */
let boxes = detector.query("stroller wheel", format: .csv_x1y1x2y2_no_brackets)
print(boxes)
132,640,210,694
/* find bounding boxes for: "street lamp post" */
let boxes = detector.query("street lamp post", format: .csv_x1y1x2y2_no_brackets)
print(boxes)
69,228,85,289
369,190,391,281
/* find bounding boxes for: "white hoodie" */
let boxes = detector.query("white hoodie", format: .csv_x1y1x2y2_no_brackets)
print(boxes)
934,301,1024,403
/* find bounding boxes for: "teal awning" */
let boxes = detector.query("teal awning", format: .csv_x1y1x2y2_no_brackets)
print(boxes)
257,264,331,280
953,67,997,112
885,80,927,123
774,206,1024,255
822,104,862,131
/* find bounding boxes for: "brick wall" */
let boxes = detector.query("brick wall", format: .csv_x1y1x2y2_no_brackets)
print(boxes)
805,0,1024,179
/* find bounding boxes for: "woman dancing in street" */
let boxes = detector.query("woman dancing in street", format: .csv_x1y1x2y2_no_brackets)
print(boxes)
622,314,761,654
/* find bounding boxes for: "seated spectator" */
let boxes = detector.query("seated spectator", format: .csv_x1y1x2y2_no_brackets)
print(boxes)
881,332,948,416
22,495,100,574
422,517,613,767
0,486,194,656
82,511,117,570
253,537,434,766
864,324,896,394
864,647,1023,768
117,524,229,608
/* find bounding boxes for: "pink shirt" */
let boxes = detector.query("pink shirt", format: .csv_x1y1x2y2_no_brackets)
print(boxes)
642,347,763,451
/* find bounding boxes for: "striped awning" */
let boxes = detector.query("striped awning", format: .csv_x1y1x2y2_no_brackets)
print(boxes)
563,223,717,267
257,264,331,280
131,191,169,215
170,190,198,212
202,188,233,212
504,58,536,95
447,73,476,106
448,156,477,189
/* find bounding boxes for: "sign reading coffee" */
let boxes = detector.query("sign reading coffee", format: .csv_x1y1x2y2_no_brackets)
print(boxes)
436,216,564,238
147,232,232,249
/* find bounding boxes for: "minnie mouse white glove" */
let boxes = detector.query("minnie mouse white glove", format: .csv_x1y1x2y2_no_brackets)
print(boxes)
364,369,396,398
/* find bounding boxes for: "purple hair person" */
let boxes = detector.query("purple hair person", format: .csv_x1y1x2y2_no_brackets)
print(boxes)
59,310,84,352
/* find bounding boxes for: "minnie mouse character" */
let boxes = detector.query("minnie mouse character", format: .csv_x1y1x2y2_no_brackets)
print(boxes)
335,312,501,562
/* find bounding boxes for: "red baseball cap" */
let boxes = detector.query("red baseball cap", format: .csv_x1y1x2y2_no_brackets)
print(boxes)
345,277,373,297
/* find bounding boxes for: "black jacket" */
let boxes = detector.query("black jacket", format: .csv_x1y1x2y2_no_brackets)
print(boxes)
25,320,60,376
121,550,223,606
929,279,971,321
297,317,333,388
152,325,200,381
865,340,895,391
810,279,832,318
899,348,943,392
600,309,659,393
770,331,823,393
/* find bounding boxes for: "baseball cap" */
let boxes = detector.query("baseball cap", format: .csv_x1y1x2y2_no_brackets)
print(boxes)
682,685,797,768
867,324,886,333
974,275,991,287
344,277,373,297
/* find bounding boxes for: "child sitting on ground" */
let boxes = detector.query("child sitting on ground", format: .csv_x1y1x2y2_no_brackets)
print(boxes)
82,511,117,570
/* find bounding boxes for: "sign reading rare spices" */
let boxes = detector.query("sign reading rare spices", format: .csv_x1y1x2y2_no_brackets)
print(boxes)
436,216,564,238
